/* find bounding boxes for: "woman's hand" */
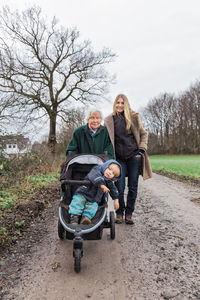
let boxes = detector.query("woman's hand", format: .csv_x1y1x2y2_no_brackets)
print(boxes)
138,148,145,155
100,185,110,193
114,199,119,211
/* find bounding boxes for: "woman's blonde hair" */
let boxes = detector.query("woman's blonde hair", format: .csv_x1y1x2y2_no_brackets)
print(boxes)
113,94,132,131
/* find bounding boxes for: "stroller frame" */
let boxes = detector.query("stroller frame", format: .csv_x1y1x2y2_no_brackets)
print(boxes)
58,154,115,272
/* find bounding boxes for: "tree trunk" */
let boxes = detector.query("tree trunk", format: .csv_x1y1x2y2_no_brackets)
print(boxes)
48,113,57,155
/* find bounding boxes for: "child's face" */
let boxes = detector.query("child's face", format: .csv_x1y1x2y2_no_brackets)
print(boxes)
104,166,115,179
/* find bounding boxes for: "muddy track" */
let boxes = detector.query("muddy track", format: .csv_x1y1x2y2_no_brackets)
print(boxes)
1,173,200,300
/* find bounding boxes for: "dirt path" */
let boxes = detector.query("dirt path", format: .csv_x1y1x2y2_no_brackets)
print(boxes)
1,173,200,300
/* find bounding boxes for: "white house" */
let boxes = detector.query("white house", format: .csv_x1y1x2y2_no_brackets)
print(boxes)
0,134,31,157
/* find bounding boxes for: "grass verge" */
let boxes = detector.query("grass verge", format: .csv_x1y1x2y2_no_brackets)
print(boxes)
150,155,200,185
0,172,59,247
0,172,59,211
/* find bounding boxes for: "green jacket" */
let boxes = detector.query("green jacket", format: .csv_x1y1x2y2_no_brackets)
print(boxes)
66,124,114,159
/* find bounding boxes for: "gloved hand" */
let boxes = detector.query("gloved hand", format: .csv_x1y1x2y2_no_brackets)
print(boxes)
138,148,145,155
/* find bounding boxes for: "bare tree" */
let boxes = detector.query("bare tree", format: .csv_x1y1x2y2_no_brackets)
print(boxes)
142,93,175,153
0,6,115,153
181,81,200,153
142,81,200,155
57,106,86,151
0,93,16,134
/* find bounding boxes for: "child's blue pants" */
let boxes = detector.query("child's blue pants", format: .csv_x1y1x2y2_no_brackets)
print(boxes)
69,194,98,219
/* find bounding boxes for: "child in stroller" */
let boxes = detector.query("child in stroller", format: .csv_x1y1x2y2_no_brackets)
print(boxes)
58,154,121,272
69,159,121,225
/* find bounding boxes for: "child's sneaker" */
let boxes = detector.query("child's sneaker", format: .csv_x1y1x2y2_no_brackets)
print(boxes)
70,215,79,225
80,216,91,225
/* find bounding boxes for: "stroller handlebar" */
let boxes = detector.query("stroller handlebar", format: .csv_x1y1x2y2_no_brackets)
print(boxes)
61,179,91,186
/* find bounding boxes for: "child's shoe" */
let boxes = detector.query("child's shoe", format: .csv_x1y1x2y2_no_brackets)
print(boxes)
70,215,79,225
80,216,91,225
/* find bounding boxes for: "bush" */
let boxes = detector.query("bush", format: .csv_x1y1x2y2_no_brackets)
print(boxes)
0,151,63,190
0,152,13,174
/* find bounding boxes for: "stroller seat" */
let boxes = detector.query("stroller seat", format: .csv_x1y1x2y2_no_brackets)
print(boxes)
58,154,116,272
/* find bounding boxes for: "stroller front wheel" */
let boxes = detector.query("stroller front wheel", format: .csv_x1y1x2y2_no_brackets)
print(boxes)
74,249,82,273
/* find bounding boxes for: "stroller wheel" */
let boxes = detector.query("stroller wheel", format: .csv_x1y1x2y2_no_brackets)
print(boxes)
58,219,65,240
74,249,82,273
110,211,115,240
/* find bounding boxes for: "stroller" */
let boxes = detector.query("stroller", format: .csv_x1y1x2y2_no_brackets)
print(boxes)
58,153,116,272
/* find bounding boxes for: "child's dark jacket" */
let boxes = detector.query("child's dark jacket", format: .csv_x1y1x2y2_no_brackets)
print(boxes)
75,160,121,203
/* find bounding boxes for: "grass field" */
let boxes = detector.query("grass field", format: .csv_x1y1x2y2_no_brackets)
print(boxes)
149,155,200,180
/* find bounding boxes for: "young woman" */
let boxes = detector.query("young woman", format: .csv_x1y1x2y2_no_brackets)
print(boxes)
104,94,152,224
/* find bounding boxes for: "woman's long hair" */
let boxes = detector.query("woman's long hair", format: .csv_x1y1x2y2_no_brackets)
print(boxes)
113,94,132,131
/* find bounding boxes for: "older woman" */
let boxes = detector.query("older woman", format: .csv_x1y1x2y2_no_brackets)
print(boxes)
66,109,114,159
104,94,152,224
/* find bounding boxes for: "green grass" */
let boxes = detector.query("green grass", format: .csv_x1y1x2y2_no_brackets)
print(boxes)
0,172,59,212
150,155,200,180
26,172,59,186
0,191,17,210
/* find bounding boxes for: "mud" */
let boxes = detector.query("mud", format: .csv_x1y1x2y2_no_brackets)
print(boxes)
1,173,200,300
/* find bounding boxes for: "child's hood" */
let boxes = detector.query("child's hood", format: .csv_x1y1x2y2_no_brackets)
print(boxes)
100,159,122,180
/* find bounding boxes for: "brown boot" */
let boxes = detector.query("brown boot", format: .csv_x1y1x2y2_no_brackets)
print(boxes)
125,215,134,225
115,215,123,224
80,216,91,225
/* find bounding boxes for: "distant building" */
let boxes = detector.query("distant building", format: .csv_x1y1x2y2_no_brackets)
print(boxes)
0,134,31,157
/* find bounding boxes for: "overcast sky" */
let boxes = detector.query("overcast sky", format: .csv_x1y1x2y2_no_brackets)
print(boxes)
1,0,200,138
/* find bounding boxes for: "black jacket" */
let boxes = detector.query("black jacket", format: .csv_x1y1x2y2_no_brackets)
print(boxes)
113,113,138,159
75,160,121,203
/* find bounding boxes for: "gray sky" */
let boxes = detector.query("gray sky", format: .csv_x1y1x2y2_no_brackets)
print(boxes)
1,0,200,137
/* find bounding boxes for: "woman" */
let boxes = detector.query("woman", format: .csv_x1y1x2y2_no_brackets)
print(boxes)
104,94,152,224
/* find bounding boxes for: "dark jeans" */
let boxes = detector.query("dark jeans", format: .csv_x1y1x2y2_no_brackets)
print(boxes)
116,154,142,216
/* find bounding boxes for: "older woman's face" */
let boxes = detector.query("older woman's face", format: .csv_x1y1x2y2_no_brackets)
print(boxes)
88,111,102,130
115,97,124,113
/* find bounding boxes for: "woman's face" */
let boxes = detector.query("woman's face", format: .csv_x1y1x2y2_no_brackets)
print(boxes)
88,111,102,131
115,97,124,113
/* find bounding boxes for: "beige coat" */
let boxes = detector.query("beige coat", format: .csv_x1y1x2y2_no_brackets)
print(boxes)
104,112,152,180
